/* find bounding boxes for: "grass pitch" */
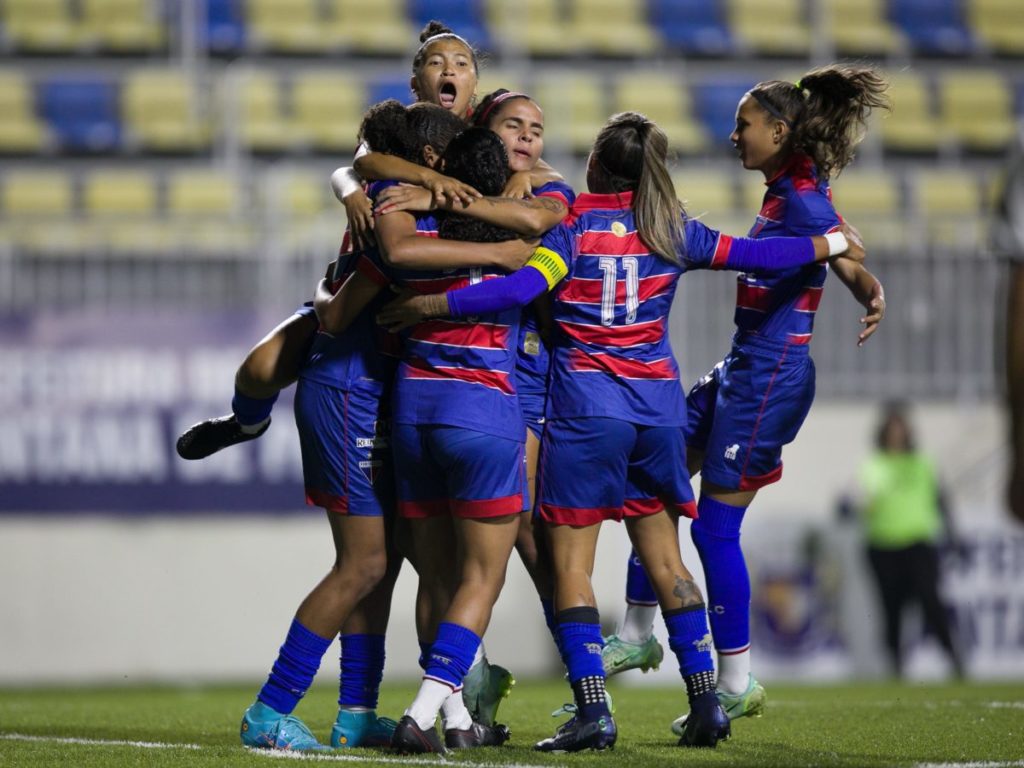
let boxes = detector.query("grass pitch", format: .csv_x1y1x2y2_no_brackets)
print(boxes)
1,679,1021,768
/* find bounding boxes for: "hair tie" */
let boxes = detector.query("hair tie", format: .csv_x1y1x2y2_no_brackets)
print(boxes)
475,91,531,127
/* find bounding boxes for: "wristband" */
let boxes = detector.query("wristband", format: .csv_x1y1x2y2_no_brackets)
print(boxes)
824,231,848,257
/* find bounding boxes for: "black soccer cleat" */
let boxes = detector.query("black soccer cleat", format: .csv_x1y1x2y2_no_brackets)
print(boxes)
534,713,616,753
445,720,511,749
391,715,447,755
677,698,731,748
175,414,270,460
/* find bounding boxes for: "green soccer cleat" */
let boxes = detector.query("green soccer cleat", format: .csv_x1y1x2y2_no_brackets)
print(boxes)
462,659,515,726
601,634,665,676
670,675,767,735
330,708,398,748
240,701,330,752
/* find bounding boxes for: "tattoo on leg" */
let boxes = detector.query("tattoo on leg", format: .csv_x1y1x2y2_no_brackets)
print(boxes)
672,576,702,606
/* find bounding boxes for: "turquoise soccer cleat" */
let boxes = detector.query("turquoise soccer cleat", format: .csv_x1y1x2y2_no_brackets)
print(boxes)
330,708,398,748
240,701,330,752
462,659,515,726
670,675,767,735
601,634,665,676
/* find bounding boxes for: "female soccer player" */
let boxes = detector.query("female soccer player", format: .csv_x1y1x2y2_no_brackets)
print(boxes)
376,111,864,751
605,65,889,734
175,21,482,461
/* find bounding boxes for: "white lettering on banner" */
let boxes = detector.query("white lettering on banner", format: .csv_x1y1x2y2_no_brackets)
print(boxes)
0,411,168,481
256,424,304,483
183,349,248,404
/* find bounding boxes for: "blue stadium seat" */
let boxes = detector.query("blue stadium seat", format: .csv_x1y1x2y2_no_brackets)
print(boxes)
407,0,490,50
38,78,121,153
367,76,414,107
648,0,733,56
204,0,246,52
691,78,752,149
889,0,975,55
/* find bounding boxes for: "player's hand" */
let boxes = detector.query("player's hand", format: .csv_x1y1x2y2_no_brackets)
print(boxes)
374,184,434,216
376,288,443,332
497,238,540,271
857,281,886,346
839,222,865,263
424,172,481,209
343,190,374,249
502,171,535,200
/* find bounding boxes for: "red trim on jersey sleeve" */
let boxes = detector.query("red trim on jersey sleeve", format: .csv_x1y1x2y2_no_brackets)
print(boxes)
306,488,349,514
451,493,523,519
736,283,773,312
759,194,785,222
786,333,813,345
539,502,623,526
567,348,678,380
560,273,676,305
794,286,823,312
579,230,650,256
561,317,665,347
408,319,511,350
356,255,390,288
710,234,734,269
398,498,448,519
403,357,515,395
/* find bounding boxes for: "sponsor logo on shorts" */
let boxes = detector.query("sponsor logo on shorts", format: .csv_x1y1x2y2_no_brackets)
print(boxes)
724,444,739,461
358,459,383,484
356,436,388,449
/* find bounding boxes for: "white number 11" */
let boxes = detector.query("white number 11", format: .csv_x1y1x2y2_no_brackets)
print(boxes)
598,256,639,326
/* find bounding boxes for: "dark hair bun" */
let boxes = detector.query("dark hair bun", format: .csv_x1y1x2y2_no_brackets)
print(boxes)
419,20,454,43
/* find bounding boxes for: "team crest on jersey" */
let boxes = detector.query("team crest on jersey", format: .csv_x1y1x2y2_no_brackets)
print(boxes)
523,331,541,356
724,444,739,461
611,221,628,237
358,459,383,484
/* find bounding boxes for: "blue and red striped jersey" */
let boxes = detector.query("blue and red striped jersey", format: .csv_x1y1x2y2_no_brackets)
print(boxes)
736,154,841,346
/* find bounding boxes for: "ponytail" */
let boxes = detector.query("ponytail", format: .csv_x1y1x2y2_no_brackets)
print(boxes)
592,112,687,265
750,64,890,180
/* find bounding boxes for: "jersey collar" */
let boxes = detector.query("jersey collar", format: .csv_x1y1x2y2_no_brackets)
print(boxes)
572,191,634,212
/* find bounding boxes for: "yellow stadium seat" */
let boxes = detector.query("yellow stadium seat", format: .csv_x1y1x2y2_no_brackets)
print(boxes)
938,70,1015,153
567,0,660,56
1,170,73,216
0,72,48,152
325,0,413,55
246,0,326,53
291,73,366,153
613,72,707,155
728,0,811,56
879,72,940,154
83,170,157,216
264,168,331,218
476,70,528,102
969,0,1024,56
534,73,608,154
122,71,210,152
822,0,904,56
829,168,902,217
167,170,241,217
672,168,736,218
485,0,576,57
915,169,981,217
80,0,165,52
235,70,290,152
2,0,82,52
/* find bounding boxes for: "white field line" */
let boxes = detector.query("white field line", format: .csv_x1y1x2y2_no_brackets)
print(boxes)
914,763,1024,768
0,732,202,750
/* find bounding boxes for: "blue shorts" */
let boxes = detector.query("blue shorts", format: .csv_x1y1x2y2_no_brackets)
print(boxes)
294,379,394,516
538,417,697,526
392,424,524,519
519,388,546,440
687,334,815,491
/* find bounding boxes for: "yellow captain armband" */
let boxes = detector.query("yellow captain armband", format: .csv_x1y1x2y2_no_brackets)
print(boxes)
525,246,569,290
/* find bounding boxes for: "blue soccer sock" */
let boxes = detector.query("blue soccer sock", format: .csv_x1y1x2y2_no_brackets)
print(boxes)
338,634,386,710
417,641,432,672
690,495,749,654
257,618,333,715
626,547,659,605
424,622,480,689
664,604,716,707
556,607,610,720
231,388,278,428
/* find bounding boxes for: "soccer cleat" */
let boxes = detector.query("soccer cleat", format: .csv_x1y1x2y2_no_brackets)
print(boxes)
462,659,515,726
391,715,447,755
676,696,731,748
601,634,664,676
670,675,766,735
240,702,330,752
535,707,616,753
176,414,270,460
331,709,398,749
444,720,511,749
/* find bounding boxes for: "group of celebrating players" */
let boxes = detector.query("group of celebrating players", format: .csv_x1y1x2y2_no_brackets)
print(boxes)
176,20,888,755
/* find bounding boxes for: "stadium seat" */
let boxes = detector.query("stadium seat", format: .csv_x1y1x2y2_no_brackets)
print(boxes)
167,169,242,218
938,69,1016,153
245,0,326,53
534,72,608,154
81,0,165,53
291,72,365,153
968,0,1024,56
648,0,734,56
203,0,246,53
476,70,528,102
264,168,331,218
325,0,413,55
673,168,736,217
889,0,976,56
829,168,902,217
235,69,290,152
1,170,73,216
407,0,491,51
484,0,576,57
122,70,209,152
821,0,904,56
878,72,941,154
0,72,48,153
567,0,660,56
612,71,708,155
914,167,983,246
38,78,121,153
367,75,415,108
83,170,158,216
727,0,811,56
1,0,82,53
691,77,752,150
